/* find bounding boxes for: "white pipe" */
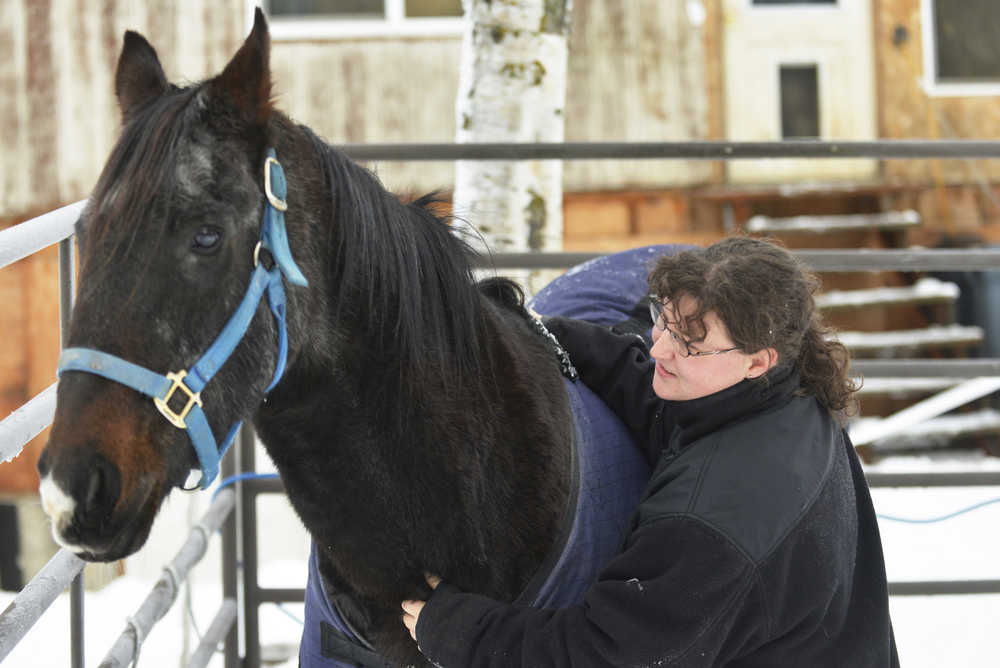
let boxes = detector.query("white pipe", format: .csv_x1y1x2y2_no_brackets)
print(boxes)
0,382,57,464
98,489,235,668
0,549,86,662
184,599,237,668
850,377,1000,446
0,199,85,270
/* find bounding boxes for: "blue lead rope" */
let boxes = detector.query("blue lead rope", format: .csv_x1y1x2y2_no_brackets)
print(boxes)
57,149,307,489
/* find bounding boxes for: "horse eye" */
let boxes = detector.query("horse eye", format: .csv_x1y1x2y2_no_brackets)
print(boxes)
191,226,222,254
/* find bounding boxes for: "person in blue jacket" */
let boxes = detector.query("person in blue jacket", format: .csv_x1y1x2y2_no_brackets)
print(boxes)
402,236,898,667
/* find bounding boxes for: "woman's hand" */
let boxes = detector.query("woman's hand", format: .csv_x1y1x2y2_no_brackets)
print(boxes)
401,573,441,642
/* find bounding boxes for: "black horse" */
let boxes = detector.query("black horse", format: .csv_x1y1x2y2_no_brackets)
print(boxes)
37,10,647,666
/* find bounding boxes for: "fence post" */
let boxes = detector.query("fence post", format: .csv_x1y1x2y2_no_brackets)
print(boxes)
221,443,240,668
58,233,85,668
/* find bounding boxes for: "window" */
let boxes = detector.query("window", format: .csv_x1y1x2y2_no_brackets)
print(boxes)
931,0,1000,83
922,0,1000,95
263,0,464,39
751,0,835,5
268,0,461,19
780,65,820,139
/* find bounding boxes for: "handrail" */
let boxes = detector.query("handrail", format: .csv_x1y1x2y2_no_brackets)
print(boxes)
340,140,1000,162
851,360,1000,377
185,598,237,668
0,199,84,270
474,249,1000,270
98,488,235,668
0,383,57,464
0,549,86,661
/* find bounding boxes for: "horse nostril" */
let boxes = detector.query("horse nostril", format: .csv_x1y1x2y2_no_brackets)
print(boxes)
37,448,51,477
82,456,122,522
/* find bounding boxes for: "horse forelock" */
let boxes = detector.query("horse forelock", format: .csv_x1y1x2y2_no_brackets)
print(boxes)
84,87,201,270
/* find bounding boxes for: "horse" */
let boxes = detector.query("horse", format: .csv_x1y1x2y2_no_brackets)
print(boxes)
37,10,648,666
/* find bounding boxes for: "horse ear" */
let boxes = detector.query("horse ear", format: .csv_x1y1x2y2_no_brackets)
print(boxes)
211,8,273,125
115,31,169,119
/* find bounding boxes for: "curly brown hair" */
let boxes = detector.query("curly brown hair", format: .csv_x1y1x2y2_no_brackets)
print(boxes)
647,237,858,418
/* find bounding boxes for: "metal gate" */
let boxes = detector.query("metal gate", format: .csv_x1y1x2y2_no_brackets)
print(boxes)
3,139,1000,667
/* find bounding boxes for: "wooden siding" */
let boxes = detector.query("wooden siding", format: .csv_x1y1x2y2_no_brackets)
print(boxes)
0,0,245,219
876,0,1000,183
269,0,714,194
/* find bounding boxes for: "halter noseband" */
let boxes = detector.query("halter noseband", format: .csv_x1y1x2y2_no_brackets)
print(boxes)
57,149,308,489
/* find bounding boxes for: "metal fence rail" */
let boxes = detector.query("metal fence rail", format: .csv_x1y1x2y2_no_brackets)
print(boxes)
100,489,235,668
0,199,83,268
0,548,85,661
477,249,1000,271
340,140,1000,161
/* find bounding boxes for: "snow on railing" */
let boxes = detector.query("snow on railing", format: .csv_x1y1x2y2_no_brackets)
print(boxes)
0,549,85,662
816,277,960,310
747,209,920,234
850,377,1000,446
854,377,964,396
835,324,984,353
0,383,57,465
853,408,1000,452
0,199,84,270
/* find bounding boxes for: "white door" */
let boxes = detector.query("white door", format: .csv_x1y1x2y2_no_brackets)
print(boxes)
722,0,877,183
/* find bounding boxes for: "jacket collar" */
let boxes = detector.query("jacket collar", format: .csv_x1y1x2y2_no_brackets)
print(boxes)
663,364,801,450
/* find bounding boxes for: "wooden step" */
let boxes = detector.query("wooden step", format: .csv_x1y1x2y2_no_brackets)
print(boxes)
746,209,920,234
853,377,965,397
835,324,983,355
851,408,1000,452
816,277,959,310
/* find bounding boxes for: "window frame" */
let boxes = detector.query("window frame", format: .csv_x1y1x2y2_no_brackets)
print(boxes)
250,0,465,41
921,0,1000,97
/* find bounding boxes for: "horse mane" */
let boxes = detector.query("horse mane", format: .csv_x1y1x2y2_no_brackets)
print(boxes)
301,127,493,400
477,276,528,313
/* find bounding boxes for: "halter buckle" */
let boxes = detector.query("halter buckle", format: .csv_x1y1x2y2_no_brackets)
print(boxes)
153,371,203,429
264,156,288,212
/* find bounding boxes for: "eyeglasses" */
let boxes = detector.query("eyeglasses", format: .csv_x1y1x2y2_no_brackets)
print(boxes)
648,298,741,358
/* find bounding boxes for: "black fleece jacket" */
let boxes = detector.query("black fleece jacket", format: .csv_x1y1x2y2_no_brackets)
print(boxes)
415,318,898,668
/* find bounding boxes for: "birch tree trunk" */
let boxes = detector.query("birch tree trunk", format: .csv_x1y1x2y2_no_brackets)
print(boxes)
453,0,571,294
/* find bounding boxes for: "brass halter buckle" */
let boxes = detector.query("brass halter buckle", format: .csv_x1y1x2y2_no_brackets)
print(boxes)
153,370,203,429
264,156,288,212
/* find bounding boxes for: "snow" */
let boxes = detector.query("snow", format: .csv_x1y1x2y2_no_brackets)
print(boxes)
746,209,920,233
816,277,960,309
853,409,1000,452
849,378,1000,446
834,324,983,352
4,453,1000,667
854,377,964,396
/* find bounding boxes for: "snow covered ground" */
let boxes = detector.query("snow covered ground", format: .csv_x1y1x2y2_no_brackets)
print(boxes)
4,451,1000,667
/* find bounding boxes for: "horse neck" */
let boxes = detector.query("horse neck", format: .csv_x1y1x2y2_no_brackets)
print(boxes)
256,128,573,596
274,123,497,429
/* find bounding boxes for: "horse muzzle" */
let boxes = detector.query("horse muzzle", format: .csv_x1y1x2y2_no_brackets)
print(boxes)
37,437,162,562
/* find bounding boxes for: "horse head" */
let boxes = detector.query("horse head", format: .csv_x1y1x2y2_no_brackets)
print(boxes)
37,10,299,561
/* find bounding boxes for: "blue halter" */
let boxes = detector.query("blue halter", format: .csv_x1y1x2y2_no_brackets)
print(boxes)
57,149,308,489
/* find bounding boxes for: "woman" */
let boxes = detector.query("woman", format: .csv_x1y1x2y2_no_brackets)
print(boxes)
402,237,898,667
